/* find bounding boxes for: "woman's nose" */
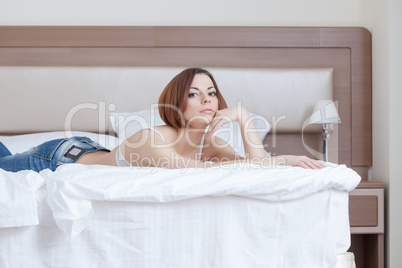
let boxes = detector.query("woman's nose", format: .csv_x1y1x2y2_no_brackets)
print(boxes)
202,95,211,103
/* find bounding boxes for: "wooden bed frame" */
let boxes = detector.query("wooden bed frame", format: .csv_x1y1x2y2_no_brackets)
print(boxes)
0,26,383,267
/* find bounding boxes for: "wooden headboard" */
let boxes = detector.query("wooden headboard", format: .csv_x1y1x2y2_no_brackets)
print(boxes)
0,26,372,178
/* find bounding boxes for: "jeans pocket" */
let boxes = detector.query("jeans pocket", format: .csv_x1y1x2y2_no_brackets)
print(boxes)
31,139,67,160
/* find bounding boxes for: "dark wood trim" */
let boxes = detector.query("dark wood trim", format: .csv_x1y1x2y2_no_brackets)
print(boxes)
349,195,378,227
154,26,320,47
0,26,155,47
351,234,384,268
0,26,321,48
356,182,385,189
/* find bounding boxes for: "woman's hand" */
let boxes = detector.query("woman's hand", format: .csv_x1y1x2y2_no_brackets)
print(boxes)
207,106,246,138
279,155,327,169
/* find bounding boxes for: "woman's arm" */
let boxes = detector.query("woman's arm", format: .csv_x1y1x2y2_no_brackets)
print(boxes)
209,150,326,169
206,107,326,169
237,107,266,158
207,106,265,159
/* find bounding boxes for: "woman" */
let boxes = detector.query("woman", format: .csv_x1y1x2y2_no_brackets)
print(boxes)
0,68,325,172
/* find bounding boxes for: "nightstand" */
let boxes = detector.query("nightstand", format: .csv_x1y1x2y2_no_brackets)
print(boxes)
349,182,385,268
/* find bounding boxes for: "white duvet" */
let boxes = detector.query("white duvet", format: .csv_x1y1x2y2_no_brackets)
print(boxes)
0,163,360,268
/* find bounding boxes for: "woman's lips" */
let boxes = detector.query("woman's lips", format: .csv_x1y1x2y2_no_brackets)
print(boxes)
200,109,214,114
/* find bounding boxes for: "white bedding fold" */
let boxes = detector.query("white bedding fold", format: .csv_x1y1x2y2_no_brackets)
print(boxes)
0,169,45,228
43,163,361,236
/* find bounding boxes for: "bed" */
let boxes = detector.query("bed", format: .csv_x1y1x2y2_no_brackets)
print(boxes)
0,26,371,268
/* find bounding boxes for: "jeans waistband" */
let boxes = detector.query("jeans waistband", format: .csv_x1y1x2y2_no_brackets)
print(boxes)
54,137,110,166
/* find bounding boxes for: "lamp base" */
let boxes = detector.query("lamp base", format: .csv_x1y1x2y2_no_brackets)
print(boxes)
322,123,329,162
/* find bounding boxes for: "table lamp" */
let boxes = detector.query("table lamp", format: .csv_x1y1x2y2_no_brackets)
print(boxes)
309,100,341,162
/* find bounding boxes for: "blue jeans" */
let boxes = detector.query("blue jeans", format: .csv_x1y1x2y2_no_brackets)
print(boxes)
0,137,110,172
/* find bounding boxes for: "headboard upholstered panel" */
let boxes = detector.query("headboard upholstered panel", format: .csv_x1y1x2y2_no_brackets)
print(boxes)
0,66,333,133
0,26,372,178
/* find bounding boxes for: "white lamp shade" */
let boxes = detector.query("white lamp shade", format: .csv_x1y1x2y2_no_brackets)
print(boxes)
309,100,341,124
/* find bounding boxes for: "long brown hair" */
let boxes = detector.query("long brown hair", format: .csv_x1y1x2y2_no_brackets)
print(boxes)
158,68,227,128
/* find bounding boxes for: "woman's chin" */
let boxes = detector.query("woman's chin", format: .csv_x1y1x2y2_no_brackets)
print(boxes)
186,115,213,129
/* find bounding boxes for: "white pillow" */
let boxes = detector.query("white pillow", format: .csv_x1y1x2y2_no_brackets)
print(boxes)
0,131,118,154
110,109,271,157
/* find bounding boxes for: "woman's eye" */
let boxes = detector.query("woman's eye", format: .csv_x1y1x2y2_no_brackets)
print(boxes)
209,92,217,97
188,93,197,98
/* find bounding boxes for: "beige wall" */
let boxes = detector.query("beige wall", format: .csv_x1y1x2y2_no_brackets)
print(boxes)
386,0,402,267
369,0,402,267
1,0,368,26
1,0,401,267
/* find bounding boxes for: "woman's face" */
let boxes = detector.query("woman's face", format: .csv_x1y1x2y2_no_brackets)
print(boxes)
183,74,219,128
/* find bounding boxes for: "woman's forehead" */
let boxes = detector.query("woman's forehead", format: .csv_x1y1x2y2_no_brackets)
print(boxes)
190,74,214,87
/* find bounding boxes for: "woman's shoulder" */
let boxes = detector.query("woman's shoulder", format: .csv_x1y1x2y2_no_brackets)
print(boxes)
151,125,176,136
123,125,177,152
140,125,178,143
151,125,174,132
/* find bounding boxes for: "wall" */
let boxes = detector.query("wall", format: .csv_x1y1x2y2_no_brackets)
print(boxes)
389,7,402,267
1,0,401,267
384,0,402,267
1,0,368,26
369,0,402,267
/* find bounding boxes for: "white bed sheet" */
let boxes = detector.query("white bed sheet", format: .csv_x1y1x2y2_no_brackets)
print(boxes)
0,163,360,268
